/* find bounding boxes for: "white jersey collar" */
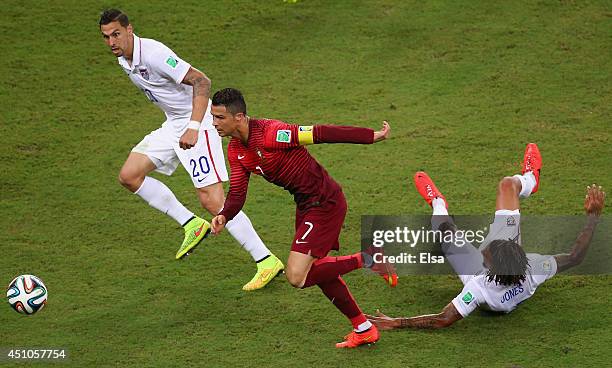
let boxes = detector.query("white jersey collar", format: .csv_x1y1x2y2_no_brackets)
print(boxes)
117,34,142,71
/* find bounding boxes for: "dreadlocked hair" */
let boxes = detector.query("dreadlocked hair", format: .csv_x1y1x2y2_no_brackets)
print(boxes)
486,239,529,286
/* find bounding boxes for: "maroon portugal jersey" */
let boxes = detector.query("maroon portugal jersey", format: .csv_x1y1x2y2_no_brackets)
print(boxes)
219,119,373,221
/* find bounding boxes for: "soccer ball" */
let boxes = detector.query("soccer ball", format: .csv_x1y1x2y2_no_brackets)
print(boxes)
6,274,48,315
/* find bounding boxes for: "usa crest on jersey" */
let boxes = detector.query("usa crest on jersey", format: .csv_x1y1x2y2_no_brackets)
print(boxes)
138,67,150,80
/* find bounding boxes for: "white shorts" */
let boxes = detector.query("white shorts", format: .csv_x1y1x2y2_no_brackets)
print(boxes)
479,209,521,251
132,118,228,188
434,209,521,285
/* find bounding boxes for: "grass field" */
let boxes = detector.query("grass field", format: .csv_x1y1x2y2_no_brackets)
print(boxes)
1,1,611,367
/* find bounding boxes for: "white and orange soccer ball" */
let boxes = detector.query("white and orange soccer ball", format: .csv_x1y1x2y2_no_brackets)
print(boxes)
6,274,47,315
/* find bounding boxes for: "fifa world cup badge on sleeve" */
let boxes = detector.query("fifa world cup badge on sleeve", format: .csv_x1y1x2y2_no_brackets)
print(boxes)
462,292,474,305
276,130,291,143
165,56,178,68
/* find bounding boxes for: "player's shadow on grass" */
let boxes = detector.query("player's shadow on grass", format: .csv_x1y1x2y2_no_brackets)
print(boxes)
477,309,507,318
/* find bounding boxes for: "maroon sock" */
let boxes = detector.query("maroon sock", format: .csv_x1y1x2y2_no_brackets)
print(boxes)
301,253,363,288
318,276,367,328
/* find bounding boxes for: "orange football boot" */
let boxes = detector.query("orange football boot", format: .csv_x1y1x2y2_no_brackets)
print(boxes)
335,325,380,348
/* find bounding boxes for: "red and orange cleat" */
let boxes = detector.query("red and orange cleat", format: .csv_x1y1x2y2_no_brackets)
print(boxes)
372,261,398,287
335,325,380,348
413,171,447,207
521,143,542,193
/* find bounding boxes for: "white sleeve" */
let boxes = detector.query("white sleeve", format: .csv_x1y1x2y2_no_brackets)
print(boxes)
451,279,484,318
149,44,192,84
527,253,558,283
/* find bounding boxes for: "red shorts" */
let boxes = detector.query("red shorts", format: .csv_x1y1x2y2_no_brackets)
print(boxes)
291,190,348,258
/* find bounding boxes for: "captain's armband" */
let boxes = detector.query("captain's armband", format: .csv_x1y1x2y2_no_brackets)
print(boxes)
298,125,314,145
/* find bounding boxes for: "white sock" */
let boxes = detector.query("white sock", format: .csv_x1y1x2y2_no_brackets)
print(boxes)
225,211,271,262
513,172,536,198
432,198,448,216
355,320,372,332
135,176,194,225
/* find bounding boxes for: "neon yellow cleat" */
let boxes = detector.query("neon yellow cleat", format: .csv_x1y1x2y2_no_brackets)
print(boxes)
176,217,211,260
242,255,285,291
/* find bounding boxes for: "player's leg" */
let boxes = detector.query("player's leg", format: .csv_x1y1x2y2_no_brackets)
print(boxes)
286,250,361,288
321,276,379,348
414,171,485,284
285,250,316,288
287,250,378,347
289,194,379,347
287,250,364,337
290,195,396,288
288,194,362,288
128,127,209,259
196,182,271,264
119,151,196,228
481,143,542,250
195,181,225,215
118,152,157,192
495,176,522,211
496,143,541,210
195,182,283,290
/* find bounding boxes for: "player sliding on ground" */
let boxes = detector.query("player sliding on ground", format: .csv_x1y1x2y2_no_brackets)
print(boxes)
210,88,397,348
99,9,283,290
367,143,605,329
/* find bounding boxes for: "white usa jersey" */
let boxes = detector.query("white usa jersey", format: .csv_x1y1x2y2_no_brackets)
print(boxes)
117,34,213,132
452,254,557,317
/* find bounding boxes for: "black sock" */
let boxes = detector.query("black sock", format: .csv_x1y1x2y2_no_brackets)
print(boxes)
181,216,196,227
255,254,271,263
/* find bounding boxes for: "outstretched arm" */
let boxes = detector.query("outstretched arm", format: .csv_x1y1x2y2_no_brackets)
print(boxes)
310,121,390,144
179,67,212,149
554,184,605,272
366,302,463,330
264,121,390,150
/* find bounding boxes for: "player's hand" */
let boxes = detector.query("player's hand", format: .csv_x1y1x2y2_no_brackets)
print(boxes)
365,309,402,330
179,128,199,150
584,184,605,217
211,215,227,235
373,121,390,143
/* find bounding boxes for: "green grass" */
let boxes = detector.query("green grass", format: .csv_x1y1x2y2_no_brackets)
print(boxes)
1,0,611,367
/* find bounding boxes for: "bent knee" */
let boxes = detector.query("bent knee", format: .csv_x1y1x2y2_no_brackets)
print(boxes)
118,168,144,191
197,186,225,214
285,268,306,288
497,176,519,194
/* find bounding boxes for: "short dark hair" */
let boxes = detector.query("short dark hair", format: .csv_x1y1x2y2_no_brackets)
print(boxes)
212,88,247,115
486,239,529,286
99,9,130,28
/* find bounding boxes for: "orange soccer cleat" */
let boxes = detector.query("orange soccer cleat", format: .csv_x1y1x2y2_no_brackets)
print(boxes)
335,325,380,348
521,143,542,193
362,246,398,287
381,272,399,287
371,257,398,288
413,171,447,207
